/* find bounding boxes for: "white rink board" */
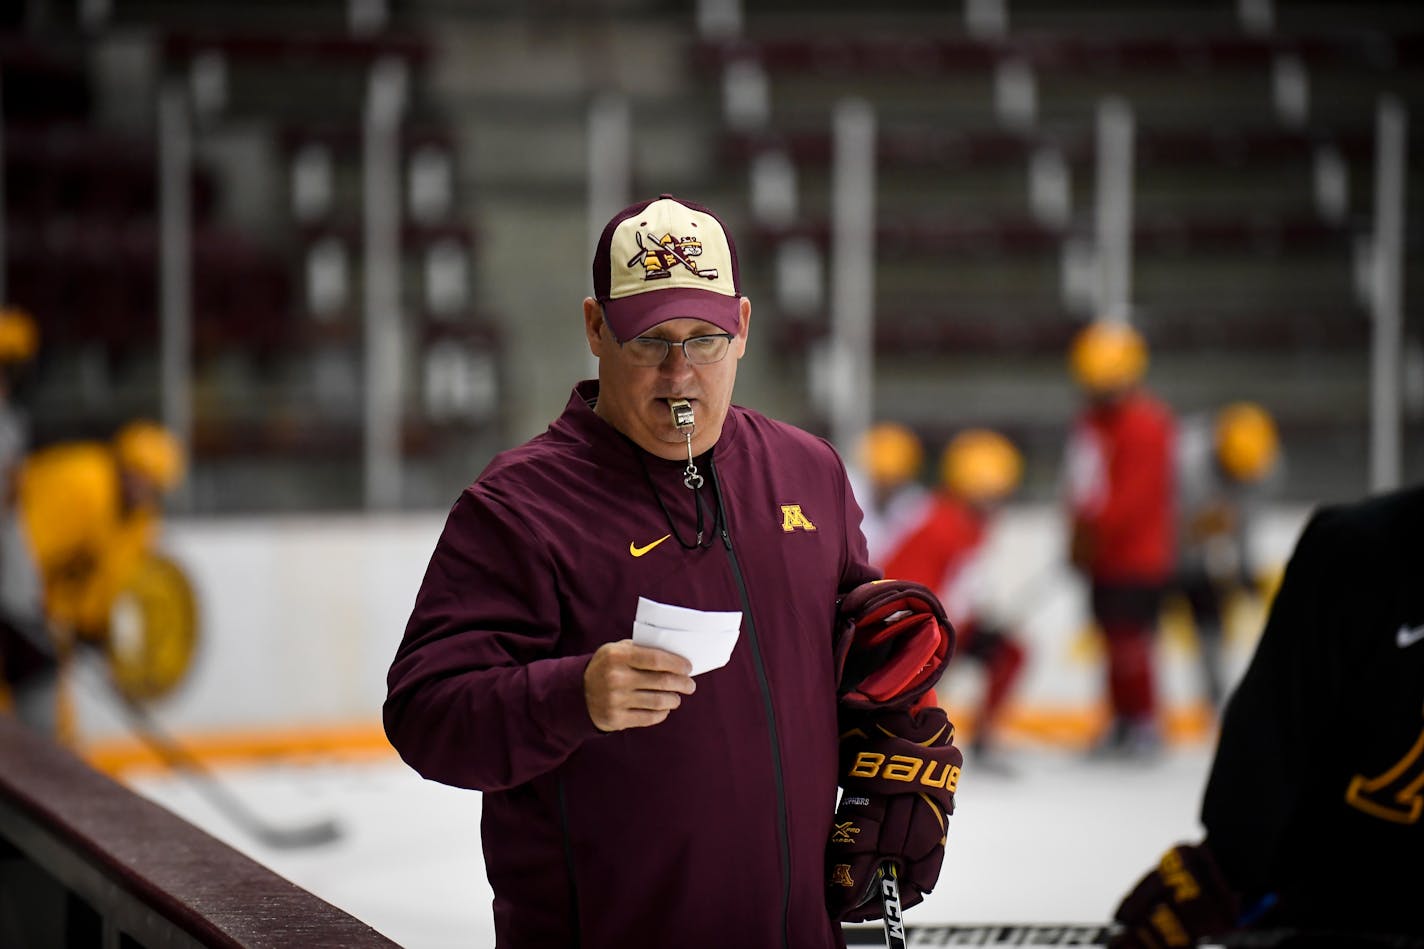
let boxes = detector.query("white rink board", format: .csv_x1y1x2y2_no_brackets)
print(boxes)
72,503,1315,741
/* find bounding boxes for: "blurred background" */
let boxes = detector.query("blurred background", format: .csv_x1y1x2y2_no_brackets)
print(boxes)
1,0,1421,942
6,0,1420,511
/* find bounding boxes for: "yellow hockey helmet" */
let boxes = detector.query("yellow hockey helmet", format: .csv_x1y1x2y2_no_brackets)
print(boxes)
859,422,924,488
940,429,1023,503
0,307,39,363
1214,402,1279,482
1069,321,1147,393
114,420,186,492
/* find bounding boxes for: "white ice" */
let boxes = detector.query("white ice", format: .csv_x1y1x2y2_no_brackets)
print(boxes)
125,738,1215,948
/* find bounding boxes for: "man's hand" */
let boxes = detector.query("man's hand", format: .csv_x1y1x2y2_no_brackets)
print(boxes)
584,639,696,732
1109,842,1240,949
826,704,961,922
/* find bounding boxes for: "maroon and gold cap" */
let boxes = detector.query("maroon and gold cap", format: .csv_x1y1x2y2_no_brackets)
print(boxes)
591,194,742,341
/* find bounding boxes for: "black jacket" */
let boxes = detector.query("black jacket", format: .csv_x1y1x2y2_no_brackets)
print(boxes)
1202,482,1424,936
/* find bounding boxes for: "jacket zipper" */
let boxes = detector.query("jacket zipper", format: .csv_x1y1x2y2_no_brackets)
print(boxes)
557,776,581,948
709,455,792,949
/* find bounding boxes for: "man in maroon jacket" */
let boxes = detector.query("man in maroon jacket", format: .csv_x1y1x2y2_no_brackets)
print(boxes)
385,196,892,947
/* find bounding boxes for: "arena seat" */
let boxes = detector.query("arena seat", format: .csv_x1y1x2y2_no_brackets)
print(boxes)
159,28,432,68
693,29,1418,80
0,37,93,122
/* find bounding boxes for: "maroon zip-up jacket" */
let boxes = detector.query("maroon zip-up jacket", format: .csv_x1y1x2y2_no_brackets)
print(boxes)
385,381,878,948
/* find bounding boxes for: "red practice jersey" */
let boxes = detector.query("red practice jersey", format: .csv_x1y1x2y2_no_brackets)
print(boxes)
881,493,987,632
1065,389,1176,584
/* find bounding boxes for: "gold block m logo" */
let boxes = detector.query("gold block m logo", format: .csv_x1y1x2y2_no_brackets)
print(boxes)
780,504,818,532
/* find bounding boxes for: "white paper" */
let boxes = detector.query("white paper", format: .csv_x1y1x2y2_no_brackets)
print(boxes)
631,598,742,676
635,596,742,634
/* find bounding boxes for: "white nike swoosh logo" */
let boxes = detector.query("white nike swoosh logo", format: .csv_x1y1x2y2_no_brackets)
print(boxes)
1397,624,1424,649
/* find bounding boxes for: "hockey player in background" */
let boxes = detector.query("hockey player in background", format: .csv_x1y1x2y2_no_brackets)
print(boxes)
0,308,36,496
12,420,186,737
1062,321,1176,759
1172,401,1281,711
849,420,931,566
0,307,50,733
1110,483,1424,947
879,429,1027,770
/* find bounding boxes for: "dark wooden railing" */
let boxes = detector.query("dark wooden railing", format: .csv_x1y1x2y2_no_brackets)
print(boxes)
0,715,399,947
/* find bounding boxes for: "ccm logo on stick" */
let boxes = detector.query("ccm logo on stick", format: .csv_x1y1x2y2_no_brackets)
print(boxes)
849,752,959,790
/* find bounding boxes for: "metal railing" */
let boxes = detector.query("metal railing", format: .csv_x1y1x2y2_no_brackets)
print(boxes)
0,715,398,948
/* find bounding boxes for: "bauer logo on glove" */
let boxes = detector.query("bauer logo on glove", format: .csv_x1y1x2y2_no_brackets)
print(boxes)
848,749,960,791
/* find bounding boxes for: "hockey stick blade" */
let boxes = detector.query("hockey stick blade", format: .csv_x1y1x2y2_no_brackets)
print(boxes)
843,922,1121,946
114,693,343,850
878,861,908,949
26,627,343,850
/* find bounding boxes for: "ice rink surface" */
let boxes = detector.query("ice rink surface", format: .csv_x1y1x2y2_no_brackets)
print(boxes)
126,738,1216,948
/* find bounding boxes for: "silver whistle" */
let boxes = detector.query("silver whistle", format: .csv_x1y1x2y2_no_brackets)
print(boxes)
668,399,704,490
669,398,695,433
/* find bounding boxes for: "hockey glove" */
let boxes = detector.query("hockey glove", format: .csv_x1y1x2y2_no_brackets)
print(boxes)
1109,842,1240,949
834,579,954,712
825,703,962,922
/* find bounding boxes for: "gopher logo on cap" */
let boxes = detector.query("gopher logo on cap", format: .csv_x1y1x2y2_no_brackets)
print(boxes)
594,194,742,341
629,232,719,283
607,199,735,301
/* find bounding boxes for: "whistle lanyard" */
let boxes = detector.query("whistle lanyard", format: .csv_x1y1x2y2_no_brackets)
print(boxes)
681,426,704,490
639,398,716,549
637,450,720,550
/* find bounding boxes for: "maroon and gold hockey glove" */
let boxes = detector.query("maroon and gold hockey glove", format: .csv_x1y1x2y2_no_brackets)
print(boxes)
825,703,962,922
1109,842,1240,949
834,579,955,712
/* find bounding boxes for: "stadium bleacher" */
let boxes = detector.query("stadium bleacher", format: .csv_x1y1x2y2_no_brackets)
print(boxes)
3,2,504,509
692,2,1421,499
3,0,1420,507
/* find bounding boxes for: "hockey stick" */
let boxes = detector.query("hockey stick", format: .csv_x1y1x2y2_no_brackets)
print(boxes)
847,924,1424,947
877,861,908,949
25,619,345,851
109,690,344,850
843,921,1120,945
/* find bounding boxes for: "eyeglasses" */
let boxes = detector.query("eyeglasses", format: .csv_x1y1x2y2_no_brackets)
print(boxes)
620,333,735,367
